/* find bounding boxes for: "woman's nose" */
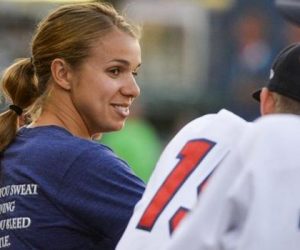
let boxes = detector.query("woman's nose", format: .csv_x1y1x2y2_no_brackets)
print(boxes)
121,75,140,98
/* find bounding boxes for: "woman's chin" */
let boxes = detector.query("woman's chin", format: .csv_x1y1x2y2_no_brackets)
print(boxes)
105,122,126,132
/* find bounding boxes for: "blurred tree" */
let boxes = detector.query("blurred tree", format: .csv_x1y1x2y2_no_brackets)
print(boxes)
100,118,162,183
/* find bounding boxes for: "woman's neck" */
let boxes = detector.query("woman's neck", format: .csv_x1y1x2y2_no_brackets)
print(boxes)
31,106,92,140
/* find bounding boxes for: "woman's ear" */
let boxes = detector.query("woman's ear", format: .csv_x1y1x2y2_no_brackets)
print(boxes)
260,87,276,116
50,58,72,90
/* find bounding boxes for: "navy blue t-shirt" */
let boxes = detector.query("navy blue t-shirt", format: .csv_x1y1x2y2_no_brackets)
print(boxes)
0,126,145,249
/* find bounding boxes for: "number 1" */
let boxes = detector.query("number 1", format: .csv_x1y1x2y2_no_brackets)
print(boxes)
137,139,215,231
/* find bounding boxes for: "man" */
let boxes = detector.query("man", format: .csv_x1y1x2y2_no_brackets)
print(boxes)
165,43,300,250
117,42,300,250
252,43,300,116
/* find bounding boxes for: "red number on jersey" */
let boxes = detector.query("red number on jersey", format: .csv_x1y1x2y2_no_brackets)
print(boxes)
136,139,215,232
169,207,190,234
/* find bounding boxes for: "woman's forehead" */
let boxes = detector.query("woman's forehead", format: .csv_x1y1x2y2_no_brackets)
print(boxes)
88,30,141,65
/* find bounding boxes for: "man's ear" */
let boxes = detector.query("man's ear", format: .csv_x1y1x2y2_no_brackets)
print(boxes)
50,58,73,91
260,87,276,115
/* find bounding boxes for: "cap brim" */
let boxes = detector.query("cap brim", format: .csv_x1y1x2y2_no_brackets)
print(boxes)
252,89,262,102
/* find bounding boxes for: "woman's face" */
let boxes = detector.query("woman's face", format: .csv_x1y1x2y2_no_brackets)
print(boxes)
70,29,141,136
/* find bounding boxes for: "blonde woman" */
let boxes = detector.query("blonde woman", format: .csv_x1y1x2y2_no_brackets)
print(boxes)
0,2,144,249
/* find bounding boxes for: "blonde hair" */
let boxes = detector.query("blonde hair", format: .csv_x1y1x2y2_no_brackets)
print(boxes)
0,2,140,151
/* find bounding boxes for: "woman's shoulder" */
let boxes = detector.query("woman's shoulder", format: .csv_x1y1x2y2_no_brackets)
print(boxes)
10,125,131,183
15,125,121,170
18,125,110,153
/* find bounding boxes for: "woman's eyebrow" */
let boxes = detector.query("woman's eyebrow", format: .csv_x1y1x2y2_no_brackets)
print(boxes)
109,59,142,69
108,59,130,65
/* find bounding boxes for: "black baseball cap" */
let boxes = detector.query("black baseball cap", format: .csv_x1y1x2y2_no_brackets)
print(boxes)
252,43,300,102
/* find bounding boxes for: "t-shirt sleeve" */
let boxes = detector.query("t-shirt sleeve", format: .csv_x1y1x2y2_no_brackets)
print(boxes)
55,144,145,245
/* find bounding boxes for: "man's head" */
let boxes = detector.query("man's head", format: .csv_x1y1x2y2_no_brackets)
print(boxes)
252,43,300,115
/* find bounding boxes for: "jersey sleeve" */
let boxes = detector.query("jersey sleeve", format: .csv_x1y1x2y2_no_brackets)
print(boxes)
54,144,145,247
164,142,247,250
117,109,249,250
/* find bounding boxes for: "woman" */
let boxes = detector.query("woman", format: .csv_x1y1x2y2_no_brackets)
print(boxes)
0,2,145,249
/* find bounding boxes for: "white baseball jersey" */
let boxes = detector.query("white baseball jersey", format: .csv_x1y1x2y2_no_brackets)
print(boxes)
166,114,300,250
116,109,249,250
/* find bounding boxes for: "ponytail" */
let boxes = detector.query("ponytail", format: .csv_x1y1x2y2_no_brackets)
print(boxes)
0,58,39,151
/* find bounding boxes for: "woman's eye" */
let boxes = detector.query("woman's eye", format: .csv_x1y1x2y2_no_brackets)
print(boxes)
110,68,120,76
